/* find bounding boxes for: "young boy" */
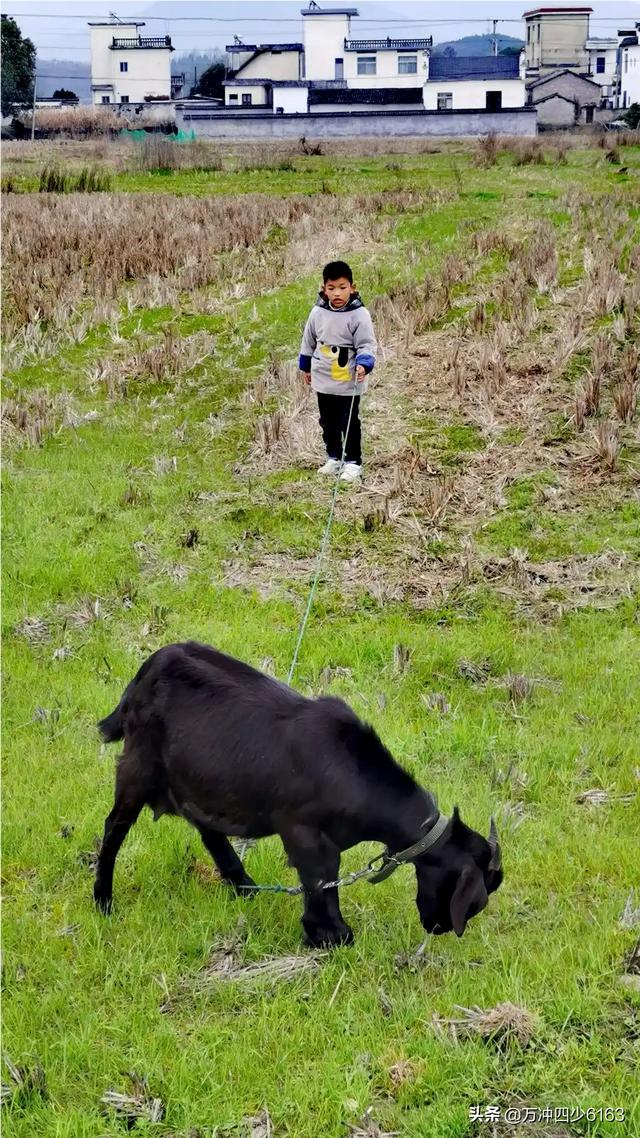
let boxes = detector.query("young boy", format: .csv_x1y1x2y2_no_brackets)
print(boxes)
299,260,377,482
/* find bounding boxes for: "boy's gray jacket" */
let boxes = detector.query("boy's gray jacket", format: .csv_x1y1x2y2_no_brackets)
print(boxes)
299,292,377,395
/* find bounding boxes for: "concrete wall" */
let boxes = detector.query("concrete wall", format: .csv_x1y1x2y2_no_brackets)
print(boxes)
236,51,301,81
343,50,428,85
534,95,576,129
90,24,172,104
273,87,308,114
585,42,618,88
304,14,352,80
178,107,537,139
423,79,525,111
620,44,640,109
225,84,270,107
525,12,590,72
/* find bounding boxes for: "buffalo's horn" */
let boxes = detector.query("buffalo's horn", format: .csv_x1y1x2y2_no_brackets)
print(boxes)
488,816,502,871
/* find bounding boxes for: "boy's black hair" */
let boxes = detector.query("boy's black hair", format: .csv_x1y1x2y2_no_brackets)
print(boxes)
323,260,353,284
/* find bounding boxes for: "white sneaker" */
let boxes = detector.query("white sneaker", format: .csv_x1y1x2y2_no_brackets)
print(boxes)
318,458,341,475
340,462,362,483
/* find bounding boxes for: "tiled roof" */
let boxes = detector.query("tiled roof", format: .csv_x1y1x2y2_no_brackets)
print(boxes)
429,55,521,80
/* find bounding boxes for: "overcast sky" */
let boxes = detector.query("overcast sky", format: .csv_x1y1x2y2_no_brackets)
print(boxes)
5,0,640,59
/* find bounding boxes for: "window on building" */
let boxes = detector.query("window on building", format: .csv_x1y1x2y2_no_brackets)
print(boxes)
527,25,531,42
335,57,344,79
357,55,376,75
624,52,629,73
121,95,129,104
120,61,128,73
101,95,110,104
486,90,502,111
398,54,417,75
229,93,239,102
437,91,453,111
596,56,606,74
585,105,594,123
537,23,540,41
242,93,252,105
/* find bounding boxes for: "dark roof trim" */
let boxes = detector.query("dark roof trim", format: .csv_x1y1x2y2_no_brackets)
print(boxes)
226,43,303,52
529,68,601,89
310,85,424,104
301,6,359,14
88,20,144,26
523,6,592,14
533,91,597,106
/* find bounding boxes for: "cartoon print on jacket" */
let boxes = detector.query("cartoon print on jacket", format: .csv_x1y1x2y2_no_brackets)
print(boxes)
320,343,351,382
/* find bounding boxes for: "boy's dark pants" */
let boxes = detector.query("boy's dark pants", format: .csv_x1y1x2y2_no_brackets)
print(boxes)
317,392,362,465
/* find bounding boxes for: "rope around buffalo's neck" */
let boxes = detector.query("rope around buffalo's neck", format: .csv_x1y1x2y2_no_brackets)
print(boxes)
286,385,358,687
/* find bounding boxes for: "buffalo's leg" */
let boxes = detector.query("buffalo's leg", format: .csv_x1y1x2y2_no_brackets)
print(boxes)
281,824,353,948
193,823,257,896
94,756,145,914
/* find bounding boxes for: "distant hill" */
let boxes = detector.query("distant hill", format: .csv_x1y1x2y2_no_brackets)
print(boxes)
35,62,91,102
432,34,524,56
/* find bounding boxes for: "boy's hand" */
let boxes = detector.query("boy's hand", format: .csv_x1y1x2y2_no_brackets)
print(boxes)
355,365,366,382
302,371,311,385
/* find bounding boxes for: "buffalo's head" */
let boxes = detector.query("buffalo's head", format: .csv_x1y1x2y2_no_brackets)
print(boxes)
414,808,503,937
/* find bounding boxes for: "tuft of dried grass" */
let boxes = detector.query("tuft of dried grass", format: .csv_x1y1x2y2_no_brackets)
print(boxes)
620,343,638,386
582,370,601,417
348,1110,400,1138
504,673,535,704
619,890,640,930
575,788,636,807
14,615,50,644
393,644,412,675
101,1073,164,1124
220,1107,275,1137
1,388,76,447
574,392,587,432
1,1056,48,1108
591,333,615,380
433,1002,538,1049
593,420,620,471
613,379,636,423
162,924,325,1011
421,692,451,715
474,131,500,168
457,657,492,683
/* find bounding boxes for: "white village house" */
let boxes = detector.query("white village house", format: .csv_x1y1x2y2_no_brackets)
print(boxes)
223,4,526,114
89,20,184,105
617,23,640,110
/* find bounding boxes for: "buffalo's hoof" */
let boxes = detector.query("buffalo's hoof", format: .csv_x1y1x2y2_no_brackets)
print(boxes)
303,922,354,949
229,875,258,898
94,887,113,915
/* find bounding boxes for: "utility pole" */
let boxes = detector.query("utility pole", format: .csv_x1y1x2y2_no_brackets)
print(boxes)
31,76,37,141
491,19,498,57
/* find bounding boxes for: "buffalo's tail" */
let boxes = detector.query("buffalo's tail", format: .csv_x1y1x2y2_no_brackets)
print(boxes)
98,678,135,743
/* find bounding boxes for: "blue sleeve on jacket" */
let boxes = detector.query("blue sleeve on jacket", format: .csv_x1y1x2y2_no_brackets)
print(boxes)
355,352,375,374
299,354,312,371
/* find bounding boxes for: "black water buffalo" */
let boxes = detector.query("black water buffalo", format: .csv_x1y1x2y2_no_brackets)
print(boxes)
96,641,502,947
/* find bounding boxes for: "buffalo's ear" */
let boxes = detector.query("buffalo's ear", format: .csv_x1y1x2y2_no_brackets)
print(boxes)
450,864,488,937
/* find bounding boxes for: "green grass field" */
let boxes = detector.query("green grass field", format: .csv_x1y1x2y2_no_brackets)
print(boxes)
2,135,640,1138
